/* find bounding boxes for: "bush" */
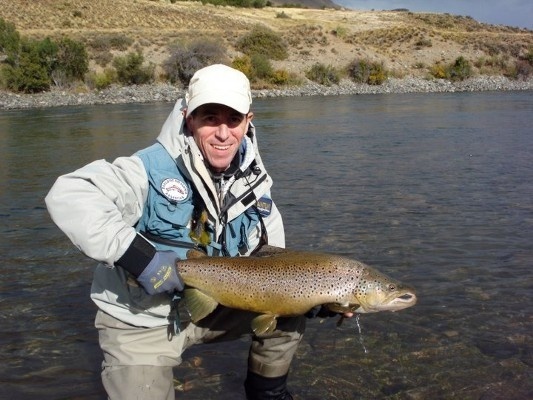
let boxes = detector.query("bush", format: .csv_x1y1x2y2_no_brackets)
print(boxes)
3,37,57,93
86,68,117,90
236,26,288,61
305,63,340,86
250,53,273,80
506,59,532,80
88,33,133,52
232,55,254,78
347,59,387,85
53,37,89,85
446,56,472,81
429,57,473,81
112,52,154,85
269,69,291,85
164,38,227,85
0,18,20,63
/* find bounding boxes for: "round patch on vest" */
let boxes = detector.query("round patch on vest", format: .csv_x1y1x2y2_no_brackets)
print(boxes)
161,178,188,202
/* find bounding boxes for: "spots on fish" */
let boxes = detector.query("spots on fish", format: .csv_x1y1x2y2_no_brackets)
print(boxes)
178,249,416,316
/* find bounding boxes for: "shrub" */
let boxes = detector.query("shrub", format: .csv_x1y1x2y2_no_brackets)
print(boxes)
347,59,387,85
506,59,532,80
3,37,57,93
88,33,133,52
446,56,473,81
164,38,227,85
236,26,288,61
86,68,117,90
53,37,89,84
250,53,273,80
112,52,154,85
429,57,473,81
429,63,447,79
0,18,20,63
305,63,340,86
276,11,290,19
269,68,292,85
232,55,253,78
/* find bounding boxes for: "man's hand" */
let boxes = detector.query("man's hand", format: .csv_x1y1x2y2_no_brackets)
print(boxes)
306,305,354,319
137,250,184,295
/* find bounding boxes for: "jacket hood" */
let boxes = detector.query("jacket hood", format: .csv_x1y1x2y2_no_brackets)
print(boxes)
157,98,189,160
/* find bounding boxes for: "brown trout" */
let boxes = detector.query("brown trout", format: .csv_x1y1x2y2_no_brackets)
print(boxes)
178,245,417,335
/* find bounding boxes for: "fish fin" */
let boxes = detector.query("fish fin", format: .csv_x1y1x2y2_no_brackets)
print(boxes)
251,245,291,258
186,249,207,259
184,288,218,323
251,314,278,335
325,303,360,314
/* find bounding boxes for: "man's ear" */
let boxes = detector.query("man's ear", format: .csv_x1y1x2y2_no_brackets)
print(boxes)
185,113,193,131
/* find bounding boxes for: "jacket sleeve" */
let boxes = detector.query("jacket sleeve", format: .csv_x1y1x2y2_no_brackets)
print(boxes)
45,156,148,267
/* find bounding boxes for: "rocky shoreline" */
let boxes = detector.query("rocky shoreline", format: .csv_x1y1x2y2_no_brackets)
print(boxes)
1,75,531,110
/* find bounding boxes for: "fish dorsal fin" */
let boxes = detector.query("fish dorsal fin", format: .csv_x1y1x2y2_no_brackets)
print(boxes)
251,314,278,335
184,288,218,323
186,249,207,259
251,245,290,258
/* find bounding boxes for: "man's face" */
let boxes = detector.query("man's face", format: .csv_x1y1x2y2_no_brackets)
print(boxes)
186,103,253,173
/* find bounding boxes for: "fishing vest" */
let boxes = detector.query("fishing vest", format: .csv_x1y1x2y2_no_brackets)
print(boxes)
134,142,262,259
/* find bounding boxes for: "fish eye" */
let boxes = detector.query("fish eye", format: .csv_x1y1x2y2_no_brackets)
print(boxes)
388,284,396,291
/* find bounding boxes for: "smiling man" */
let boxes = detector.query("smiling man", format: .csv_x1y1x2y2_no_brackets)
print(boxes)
46,64,303,400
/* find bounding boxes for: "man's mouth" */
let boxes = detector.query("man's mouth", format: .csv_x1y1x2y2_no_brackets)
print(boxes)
213,144,230,151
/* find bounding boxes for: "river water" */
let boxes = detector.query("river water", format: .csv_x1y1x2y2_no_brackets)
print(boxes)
1,91,532,399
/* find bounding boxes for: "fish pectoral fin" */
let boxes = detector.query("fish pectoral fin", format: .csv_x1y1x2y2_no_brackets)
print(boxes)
184,288,218,323
251,314,278,336
325,303,360,314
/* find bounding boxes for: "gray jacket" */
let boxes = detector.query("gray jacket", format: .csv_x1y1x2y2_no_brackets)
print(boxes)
45,98,285,327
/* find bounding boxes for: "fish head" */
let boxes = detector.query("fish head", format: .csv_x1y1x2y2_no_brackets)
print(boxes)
351,268,417,313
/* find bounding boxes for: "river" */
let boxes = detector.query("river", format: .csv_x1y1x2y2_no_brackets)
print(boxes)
0,91,531,399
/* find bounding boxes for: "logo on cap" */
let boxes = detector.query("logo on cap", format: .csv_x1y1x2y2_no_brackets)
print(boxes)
161,178,188,202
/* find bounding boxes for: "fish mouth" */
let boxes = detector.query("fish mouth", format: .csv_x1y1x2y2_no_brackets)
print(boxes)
364,292,417,313
388,292,417,311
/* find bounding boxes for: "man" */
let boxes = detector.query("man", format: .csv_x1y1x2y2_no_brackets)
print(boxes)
46,64,303,400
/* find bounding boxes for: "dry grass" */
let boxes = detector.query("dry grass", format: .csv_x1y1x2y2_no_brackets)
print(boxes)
1,0,532,82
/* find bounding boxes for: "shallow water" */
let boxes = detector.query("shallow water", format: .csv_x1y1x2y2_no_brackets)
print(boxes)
1,91,531,399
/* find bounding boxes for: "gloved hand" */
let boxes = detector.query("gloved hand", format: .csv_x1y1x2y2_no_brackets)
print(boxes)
136,250,184,295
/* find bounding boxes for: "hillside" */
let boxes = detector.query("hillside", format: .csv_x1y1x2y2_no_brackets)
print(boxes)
1,0,532,88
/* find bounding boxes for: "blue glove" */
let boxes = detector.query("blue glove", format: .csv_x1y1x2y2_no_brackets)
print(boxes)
137,250,184,295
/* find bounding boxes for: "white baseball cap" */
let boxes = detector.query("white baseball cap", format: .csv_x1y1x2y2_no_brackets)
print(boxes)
185,64,252,117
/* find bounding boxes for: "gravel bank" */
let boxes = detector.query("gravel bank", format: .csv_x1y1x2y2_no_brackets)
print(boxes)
1,76,531,110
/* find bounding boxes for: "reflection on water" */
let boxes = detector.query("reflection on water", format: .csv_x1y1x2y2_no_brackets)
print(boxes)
0,92,531,399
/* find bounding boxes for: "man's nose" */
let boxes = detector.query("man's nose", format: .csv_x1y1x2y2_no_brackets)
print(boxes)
215,123,230,139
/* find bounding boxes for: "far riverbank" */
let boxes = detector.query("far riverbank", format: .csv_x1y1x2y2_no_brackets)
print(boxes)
1,75,531,110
